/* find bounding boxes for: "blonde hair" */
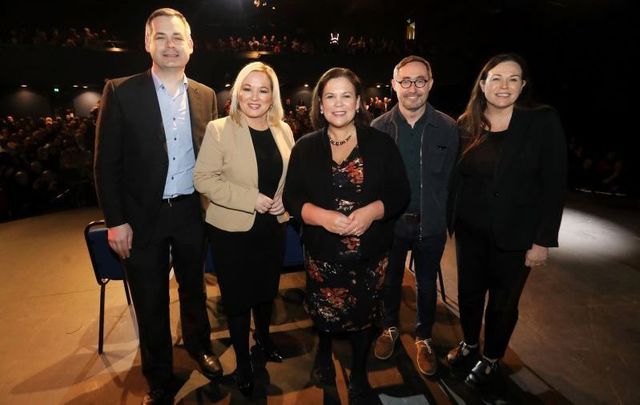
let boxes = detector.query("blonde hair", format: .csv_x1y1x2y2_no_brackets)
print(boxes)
229,62,284,127
145,8,192,40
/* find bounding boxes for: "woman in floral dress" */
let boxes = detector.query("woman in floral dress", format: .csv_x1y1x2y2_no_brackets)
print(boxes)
284,67,409,403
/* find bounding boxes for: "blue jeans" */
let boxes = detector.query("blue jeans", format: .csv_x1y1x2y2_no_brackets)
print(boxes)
382,219,446,339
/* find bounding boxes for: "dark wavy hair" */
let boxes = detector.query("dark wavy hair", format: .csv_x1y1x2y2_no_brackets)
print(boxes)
309,67,371,130
458,53,532,155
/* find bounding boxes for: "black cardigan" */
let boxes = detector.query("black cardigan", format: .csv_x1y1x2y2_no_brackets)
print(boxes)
448,106,567,250
283,125,410,262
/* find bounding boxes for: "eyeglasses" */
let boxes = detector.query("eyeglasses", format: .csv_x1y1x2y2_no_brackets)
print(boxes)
395,78,430,89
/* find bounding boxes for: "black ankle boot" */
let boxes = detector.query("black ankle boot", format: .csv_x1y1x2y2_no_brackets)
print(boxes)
252,333,283,363
465,358,499,387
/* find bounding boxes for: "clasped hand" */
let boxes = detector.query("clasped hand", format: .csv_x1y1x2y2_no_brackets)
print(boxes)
255,193,284,215
323,206,374,236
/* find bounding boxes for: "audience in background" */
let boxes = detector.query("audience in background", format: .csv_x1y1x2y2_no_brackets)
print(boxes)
0,112,94,221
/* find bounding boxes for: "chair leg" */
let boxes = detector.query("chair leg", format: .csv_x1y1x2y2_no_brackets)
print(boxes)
123,279,131,306
99,284,105,354
437,267,446,303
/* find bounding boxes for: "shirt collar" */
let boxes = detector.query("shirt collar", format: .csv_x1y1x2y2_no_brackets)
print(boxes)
394,104,430,128
151,70,189,92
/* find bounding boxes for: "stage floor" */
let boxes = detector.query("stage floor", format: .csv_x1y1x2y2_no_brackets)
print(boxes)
0,191,638,404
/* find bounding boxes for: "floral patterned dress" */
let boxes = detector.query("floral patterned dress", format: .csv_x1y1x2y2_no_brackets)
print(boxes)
305,146,389,332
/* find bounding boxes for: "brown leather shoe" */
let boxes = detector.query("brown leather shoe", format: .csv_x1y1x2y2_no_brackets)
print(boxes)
446,341,479,367
415,338,438,376
374,327,399,360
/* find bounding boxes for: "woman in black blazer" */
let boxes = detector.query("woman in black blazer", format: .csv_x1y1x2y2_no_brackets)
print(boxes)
446,54,567,386
283,68,409,403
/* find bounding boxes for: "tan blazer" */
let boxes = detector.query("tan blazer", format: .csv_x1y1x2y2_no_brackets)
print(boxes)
194,116,294,232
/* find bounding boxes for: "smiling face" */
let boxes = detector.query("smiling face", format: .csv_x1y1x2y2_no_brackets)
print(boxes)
392,61,433,115
237,70,273,126
480,61,526,110
320,77,359,130
145,15,193,72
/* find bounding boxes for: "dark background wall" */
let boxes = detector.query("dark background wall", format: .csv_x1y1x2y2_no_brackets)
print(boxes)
1,0,635,150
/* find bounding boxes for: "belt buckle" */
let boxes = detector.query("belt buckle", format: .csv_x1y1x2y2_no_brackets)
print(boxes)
166,194,178,207
403,213,420,225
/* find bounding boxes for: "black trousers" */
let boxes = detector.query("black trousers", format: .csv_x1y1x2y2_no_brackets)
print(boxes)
125,194,211,389
454,220,530,359
383,218,446,338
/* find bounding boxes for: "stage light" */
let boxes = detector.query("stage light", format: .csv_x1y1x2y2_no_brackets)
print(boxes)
20,84,28,88
53,87,60,93
225,83,231,88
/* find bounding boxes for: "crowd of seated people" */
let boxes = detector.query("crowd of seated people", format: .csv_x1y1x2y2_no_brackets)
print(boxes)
201,33,404,55
567,136,630,196
2,26,121,48
0,113,95,221
3,26,411,55
0,93,400,221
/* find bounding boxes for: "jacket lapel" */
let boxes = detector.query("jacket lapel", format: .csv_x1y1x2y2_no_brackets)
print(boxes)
187,81,202,155
142,70,168,151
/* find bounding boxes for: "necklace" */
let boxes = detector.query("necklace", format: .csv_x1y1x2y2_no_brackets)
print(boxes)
328,131,353,146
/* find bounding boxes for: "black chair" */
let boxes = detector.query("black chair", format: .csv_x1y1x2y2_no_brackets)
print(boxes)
408,251,446,303
84,220,132,354
283,223,304,268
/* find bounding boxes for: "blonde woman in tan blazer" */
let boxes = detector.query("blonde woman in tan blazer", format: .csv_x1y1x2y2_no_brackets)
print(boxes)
194,62,294,396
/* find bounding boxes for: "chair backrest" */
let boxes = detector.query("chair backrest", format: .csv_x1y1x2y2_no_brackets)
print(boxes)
283,223,304,267
84,220,126,285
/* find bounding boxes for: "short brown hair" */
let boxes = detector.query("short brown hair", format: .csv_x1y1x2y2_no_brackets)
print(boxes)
393,55,432,79
145,8,191,39
309,67,371,130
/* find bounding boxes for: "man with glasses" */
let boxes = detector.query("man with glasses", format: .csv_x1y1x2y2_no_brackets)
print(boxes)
371,55,459,376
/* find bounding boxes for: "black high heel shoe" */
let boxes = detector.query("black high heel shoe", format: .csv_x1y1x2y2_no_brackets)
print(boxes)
235,366,254,397
251,333,284,363
310,350,336,387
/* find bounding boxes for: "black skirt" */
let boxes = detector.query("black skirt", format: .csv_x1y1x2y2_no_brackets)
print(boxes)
207,214,285,315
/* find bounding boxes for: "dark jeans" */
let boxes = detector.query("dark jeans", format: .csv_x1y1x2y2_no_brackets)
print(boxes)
382,219,446,339
125,194,211,390
455,220,530,359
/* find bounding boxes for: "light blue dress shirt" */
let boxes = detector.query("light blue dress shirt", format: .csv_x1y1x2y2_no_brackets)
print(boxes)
152,72,196,198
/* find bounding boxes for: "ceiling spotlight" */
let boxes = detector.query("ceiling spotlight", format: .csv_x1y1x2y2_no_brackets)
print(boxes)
20,84,28,88
225,83,231,88
304,83,309,88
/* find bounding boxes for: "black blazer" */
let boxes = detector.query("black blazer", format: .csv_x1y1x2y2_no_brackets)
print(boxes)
94,70,217,247
283,125,410,262
448,106,567,250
